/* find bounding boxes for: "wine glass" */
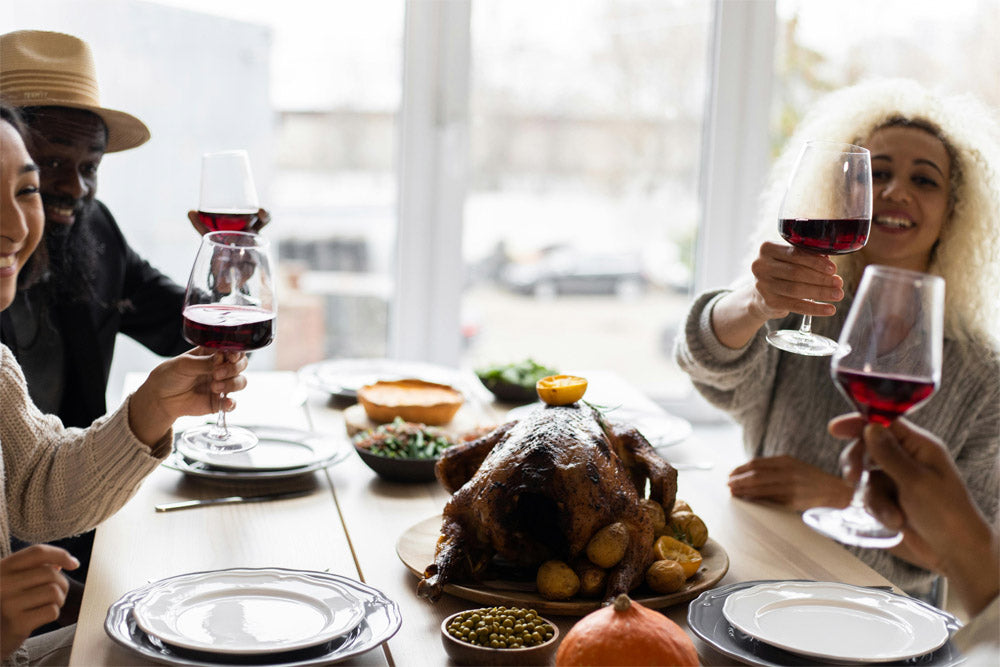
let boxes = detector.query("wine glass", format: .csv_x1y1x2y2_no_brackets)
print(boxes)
196,150,260,232
181,231,277,453
803,265,944,547
766,141,873,356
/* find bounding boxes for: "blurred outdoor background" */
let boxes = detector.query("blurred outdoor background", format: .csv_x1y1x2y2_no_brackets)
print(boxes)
7,0,999,415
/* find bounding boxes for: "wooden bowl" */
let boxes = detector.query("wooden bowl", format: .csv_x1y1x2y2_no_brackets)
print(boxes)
440,609,559,666
357,379,463,426
353,444,439,483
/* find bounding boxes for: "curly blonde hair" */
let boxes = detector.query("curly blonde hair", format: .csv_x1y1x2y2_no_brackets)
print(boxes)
753,78,1000,345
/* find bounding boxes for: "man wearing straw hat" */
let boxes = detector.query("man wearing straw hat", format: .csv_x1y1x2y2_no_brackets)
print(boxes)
0,29,193,629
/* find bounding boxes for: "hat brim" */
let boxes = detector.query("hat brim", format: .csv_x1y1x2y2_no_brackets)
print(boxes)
19,101,150,153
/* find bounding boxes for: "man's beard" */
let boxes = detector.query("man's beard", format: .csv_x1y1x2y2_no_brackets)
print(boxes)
42,203,102,304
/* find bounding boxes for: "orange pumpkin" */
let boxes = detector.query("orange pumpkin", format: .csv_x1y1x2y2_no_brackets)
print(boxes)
555,594,699,667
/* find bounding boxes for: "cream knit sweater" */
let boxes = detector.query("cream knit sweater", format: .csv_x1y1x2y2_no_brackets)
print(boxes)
675,290,1000,591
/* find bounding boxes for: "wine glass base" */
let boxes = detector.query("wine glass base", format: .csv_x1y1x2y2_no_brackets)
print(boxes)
766,329,839,356
180,424,259,455
803,506,903,548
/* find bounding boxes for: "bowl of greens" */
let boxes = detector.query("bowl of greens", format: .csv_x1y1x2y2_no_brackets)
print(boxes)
475,359,558,404
352,417,455,482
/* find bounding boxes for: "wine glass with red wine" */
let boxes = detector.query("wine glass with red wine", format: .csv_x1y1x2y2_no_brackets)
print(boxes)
180,231,276,453
196,150,259,232
766,141,872,356
803,264,944,547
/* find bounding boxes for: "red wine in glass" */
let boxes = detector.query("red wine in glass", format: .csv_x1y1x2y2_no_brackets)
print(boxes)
834,369,936,426
779,217,870,255
196,210,258,233
182,304,275,351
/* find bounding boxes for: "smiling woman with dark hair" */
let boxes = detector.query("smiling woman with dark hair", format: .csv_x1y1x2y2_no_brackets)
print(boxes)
0,104,249,665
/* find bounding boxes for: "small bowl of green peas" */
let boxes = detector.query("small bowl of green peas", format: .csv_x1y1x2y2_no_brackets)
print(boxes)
440,605,559,666
352,417,455,483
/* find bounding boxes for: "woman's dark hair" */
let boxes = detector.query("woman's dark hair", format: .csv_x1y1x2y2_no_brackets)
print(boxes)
1,102,49,289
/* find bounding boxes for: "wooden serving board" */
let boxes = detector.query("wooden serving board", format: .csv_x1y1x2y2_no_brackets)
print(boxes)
396,515,729,616
343,403,498,440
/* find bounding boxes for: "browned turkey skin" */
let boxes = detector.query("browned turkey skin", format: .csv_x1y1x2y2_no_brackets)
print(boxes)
417,402,678,603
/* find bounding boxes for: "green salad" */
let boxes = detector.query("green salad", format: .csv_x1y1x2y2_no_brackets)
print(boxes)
475,359,558,403
353,417,454,459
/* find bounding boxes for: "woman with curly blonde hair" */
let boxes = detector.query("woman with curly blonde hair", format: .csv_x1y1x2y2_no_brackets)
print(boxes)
675,78,1000,595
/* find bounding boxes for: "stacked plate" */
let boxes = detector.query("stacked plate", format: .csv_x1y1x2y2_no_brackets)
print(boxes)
688,580,963,666
164,426,350,481
105,567,402,666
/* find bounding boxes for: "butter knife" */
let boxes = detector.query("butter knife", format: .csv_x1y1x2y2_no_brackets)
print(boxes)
155,489,313,512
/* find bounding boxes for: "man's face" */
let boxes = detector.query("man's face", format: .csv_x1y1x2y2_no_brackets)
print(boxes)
25,107,107,228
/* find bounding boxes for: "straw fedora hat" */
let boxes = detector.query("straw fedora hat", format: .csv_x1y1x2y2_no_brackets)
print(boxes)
0,30,150,153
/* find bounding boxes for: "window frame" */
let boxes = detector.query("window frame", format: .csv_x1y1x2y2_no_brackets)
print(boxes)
391,0,777,376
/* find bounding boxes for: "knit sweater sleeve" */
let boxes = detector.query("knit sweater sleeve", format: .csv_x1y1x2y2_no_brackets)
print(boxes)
673,289,781,430
1,345,171,546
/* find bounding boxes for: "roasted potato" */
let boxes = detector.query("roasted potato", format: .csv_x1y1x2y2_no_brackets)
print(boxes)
671,499,692,515
536,560,580,600
639,498,667,532
585,522,628,568
669,511,708,548
646,559,686,594
571,558,607,598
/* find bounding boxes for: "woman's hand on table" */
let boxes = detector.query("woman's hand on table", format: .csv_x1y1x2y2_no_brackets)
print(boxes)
0,545,79,660
728,455,853,512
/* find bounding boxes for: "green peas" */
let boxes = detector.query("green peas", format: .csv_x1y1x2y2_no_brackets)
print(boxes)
446,606,553,649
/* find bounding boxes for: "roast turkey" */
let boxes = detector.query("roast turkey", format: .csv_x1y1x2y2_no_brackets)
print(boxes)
417,402,677,603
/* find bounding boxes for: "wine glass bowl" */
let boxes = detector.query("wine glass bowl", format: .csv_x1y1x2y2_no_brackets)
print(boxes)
181,231,276,454
196,150,259,233
767,141,872,356
803,264,944,547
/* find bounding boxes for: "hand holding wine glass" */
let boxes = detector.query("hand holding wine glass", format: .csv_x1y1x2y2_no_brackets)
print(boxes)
804,265,944,547
188,150,270,235
180,231,276,454
767,141,872,356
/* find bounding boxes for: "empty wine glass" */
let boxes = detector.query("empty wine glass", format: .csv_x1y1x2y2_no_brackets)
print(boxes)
803,265,944,547
196,150,260,232
180,231,276,454
767,141,872,356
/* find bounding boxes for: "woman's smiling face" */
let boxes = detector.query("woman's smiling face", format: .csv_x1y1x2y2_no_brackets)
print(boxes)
860,124,952,273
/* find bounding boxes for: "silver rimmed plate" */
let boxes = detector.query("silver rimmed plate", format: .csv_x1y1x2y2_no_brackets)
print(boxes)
132,569,366,655
107,568,402,666
506,403,693,448
176,426,346,472
722,581,949,663
688,580,962,667
165,426,350,480
299,358,467,400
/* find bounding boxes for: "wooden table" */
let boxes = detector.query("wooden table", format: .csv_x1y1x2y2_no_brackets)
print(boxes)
69,371,895,666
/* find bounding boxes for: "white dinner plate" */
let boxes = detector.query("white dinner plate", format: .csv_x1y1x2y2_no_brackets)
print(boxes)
176,425,344,471
505,403,692,448
721,581,950,663
132,568,367,655
299,358,467,399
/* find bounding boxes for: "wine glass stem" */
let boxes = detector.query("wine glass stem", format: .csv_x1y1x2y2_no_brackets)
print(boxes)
210,392,229,440
799,314,814,335
849,466,871,512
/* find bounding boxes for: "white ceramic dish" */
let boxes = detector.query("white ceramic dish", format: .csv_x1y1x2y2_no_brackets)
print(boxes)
506,403,693,448
176,425,344,471
106,569,402,666
721,581,950,663
299,358,466,400
132,568,366,655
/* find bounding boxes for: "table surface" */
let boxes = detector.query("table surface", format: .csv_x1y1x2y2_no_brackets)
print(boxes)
69,370,895,666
